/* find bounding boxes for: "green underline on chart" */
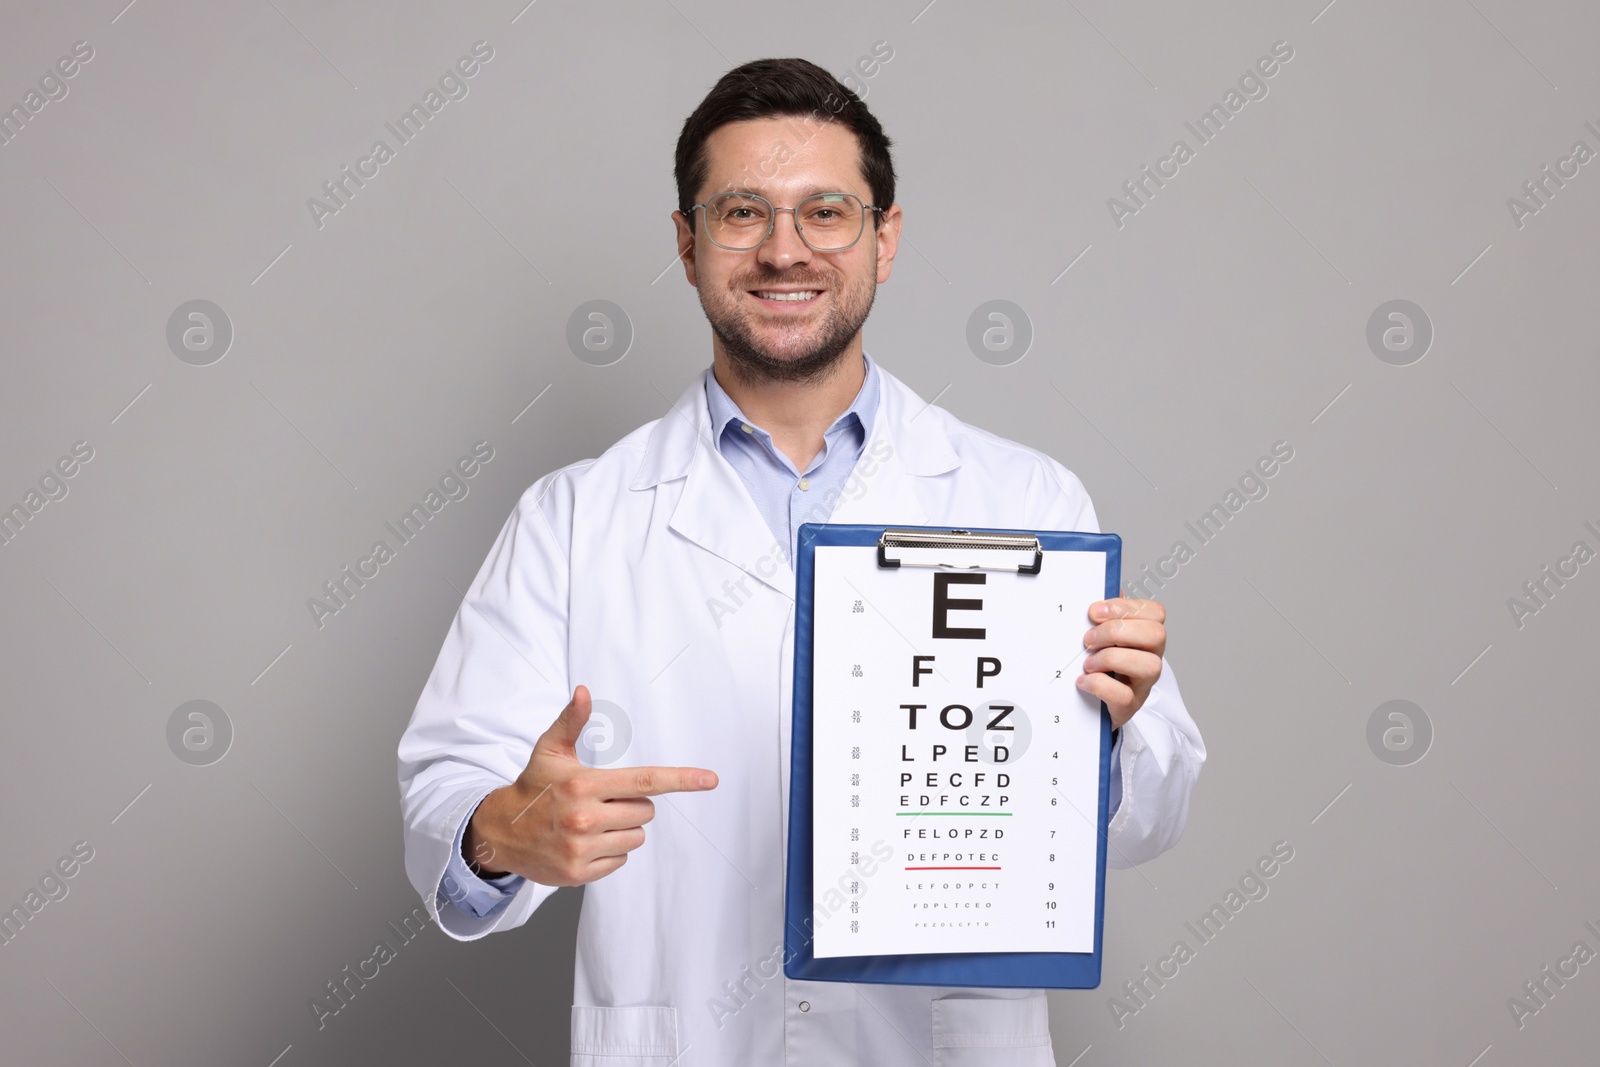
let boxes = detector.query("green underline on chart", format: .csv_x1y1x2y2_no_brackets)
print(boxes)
896,812,1012,816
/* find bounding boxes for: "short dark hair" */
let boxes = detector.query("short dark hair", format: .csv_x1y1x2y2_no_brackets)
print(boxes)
674,57,895,232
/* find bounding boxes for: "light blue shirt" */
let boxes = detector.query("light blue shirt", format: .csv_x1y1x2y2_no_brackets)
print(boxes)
702,352,880,561
438,351,1119,919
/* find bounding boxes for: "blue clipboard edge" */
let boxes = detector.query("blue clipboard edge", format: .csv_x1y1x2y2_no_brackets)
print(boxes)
783,523,1121,989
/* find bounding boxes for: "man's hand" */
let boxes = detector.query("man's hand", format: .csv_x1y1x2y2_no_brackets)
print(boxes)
463,685,718,886
1078,595,1167,731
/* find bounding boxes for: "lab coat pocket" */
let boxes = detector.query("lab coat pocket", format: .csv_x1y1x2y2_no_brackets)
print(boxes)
931,993,1054,1067
570,1005,682,1066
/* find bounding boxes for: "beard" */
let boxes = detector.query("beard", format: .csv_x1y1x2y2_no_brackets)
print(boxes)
699,262,877,386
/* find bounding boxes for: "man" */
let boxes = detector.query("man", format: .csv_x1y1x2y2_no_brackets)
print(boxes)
398,57,1205,1066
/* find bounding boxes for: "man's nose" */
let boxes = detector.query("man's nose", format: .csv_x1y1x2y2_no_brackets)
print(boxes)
757,208,813,269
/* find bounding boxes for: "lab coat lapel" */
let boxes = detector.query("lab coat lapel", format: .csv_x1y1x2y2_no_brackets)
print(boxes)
633,372,795,601
674,446,796,600
829,363,961,526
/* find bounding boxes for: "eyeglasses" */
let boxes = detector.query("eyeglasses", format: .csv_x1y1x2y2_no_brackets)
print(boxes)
690,191,882,252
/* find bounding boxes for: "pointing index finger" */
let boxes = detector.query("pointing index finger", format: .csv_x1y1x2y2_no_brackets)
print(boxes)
593,765,718,799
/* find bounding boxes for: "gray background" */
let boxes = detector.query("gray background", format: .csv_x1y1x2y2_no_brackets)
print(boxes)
1,0,1595,1063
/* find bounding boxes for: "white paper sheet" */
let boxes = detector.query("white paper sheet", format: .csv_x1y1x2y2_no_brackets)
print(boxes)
809,545,1106,958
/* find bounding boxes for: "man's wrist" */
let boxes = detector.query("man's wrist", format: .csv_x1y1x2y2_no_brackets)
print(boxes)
463,798,513,880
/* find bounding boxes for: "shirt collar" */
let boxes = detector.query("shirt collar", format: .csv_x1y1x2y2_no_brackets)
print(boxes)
630,358,961,491
703,351,880,456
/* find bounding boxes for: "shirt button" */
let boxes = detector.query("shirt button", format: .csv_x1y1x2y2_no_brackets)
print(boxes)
798,477,810,491
741,423,755,434
798,1001,811,1012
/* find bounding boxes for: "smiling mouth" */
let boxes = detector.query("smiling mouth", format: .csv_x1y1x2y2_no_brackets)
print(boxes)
749,289,823,304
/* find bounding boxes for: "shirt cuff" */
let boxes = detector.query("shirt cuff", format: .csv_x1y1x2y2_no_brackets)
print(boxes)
437,792,525,920
1107,728,1124,818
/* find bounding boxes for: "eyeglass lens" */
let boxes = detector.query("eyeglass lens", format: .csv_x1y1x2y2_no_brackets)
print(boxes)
703,193,866,251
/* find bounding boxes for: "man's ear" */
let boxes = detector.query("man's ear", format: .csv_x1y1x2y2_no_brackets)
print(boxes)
671,210,699,286
874,203,902,285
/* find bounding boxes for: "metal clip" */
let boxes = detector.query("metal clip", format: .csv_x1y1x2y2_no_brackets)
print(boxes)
876,528,1043,574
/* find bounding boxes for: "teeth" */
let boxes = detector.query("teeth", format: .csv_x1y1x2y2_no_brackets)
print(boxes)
755,290,820,302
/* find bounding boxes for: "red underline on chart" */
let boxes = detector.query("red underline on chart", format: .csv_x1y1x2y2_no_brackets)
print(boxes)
904,866,1002,870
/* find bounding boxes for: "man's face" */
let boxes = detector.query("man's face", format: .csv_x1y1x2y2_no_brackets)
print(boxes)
673,116,901,384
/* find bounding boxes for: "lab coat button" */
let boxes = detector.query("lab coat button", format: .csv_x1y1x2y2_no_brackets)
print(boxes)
798,1000,811,1012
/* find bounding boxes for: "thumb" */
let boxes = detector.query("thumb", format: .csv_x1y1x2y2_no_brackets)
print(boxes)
534,684,592,760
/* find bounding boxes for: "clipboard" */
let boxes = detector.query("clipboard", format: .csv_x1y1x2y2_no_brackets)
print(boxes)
784,523,1120,988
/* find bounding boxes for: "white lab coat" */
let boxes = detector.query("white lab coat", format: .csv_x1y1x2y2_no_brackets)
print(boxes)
398,363,1206,1067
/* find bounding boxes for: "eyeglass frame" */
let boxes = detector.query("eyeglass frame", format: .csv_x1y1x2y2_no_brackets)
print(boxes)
688,190,884,253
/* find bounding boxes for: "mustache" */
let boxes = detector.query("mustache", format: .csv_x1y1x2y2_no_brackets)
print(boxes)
736,272,832,289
